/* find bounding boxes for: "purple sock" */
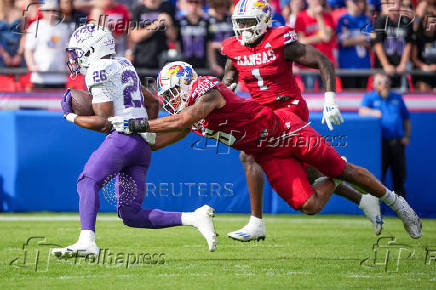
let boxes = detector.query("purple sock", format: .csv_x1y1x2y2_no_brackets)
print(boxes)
77,176,100,231
119,207,182,229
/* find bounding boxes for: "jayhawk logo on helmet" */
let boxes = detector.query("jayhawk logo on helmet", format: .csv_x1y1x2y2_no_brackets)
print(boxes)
167,64,184,77
254,0,267,9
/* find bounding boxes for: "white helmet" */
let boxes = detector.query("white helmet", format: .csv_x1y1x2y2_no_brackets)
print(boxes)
157,61,198,114
66,24,116,76
232,0,272,45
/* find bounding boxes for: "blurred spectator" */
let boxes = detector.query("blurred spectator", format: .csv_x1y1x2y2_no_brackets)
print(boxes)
359,73,411,198
326,0,346,9
411,1,436,92
269,0,286,27
60,0,88,30
373,0,413,89
129,0,176,69
0,0,25,67
89,0,130,56
336,0,372,89
295,0,336,89
282,0,306,28
24,0,70,88
177,0,209,69
207,0,233,76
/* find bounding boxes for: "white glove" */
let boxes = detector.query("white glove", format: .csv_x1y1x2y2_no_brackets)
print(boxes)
108,116,131,134
322,92,344,131
139,132,156,145
227,83,237,92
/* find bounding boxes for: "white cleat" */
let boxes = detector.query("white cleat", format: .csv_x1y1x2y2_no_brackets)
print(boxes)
392,196,422,239
192,205,217,252
51,242,100,258
359,194,383,235
228,222,266,242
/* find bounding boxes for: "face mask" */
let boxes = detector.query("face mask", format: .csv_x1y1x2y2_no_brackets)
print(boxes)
242,30,255,42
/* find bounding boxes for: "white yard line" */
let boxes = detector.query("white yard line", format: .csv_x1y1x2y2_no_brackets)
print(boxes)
0,214,377,225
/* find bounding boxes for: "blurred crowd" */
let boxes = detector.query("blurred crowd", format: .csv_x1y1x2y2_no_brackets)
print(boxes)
0,0,435,91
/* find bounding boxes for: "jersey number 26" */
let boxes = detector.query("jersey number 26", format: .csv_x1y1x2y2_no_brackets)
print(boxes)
122,70,144,108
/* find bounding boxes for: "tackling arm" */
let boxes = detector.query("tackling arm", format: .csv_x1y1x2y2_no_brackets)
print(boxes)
127,88,226,133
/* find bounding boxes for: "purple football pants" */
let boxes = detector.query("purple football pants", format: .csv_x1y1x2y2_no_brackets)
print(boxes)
77,131,181,231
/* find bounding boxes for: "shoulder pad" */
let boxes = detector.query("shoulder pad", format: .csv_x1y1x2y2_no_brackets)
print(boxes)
85,59,119,89
221,37,239,58
268,26,298,49
189,77,220,103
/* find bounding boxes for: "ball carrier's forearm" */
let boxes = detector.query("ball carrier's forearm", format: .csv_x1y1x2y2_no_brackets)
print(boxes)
74,116,113,134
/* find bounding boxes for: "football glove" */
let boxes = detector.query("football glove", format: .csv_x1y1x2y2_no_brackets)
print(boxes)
61,88,77,123
108,116,131,134
322,92,344,131
227,83,237,92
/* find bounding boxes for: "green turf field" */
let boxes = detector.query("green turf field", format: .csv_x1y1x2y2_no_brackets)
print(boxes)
0,213,435,289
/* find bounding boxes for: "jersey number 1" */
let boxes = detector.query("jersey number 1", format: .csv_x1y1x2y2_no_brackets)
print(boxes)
252,68,268,91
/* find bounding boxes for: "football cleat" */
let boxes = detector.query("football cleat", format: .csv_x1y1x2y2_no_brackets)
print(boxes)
392,196,422,239
228,222,266,242
51,242,99,258
359,194,383,235
192,205,217,252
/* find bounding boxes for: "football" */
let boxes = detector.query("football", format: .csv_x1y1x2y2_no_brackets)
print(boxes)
71,89,94,116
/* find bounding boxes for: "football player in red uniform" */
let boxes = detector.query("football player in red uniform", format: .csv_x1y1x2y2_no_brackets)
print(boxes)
109,61,422,240
220,0,380,241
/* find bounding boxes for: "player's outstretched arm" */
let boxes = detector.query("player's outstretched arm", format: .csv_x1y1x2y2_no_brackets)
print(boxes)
284,41,335,93
222,58,238,89
284,41,344,130
141,85,159,120
128,89,226,133
147,129,191,151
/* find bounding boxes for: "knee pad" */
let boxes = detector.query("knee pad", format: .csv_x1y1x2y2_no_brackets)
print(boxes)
77,175,100,196
118,205,140,227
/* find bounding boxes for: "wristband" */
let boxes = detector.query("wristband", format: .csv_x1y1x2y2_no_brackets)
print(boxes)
65,113,77,123
129,119,149,132
324,91,336,103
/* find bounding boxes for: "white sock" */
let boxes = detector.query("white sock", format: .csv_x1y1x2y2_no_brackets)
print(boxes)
248,215,264,227
181,212,196,226
380,189,398,207
78,230,95,244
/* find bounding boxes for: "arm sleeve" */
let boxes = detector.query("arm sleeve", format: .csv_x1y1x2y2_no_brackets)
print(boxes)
90,87,112,104
24,23,37,50
373,16,386,44
401,98,410,119
85,62,116,104
360,93,373,108
405,18,413,43
294,13,304,34
336,17,346,44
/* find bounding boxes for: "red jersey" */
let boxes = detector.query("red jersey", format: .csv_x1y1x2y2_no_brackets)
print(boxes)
221,26,302,107
188,77,278,155
294,10,336,66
